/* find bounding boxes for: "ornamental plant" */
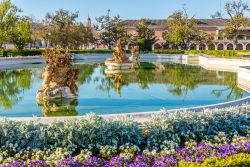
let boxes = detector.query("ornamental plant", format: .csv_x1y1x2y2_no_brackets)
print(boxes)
0,105,250,165
1,141,250,166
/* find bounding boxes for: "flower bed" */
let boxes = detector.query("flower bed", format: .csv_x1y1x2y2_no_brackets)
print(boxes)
1,105,250,166
2,142,250,166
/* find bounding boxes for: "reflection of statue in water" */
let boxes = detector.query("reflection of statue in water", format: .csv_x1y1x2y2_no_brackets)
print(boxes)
37,48,79,116
37,98,78,117
106,73,126,96
106,39,130,63
154,62,165,74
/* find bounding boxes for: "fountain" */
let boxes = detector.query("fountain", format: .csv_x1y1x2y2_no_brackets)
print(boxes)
105,39,132,71
37,48,79,100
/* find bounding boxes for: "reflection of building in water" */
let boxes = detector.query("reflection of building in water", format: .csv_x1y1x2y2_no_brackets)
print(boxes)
37,49,79,117
37,98,78,117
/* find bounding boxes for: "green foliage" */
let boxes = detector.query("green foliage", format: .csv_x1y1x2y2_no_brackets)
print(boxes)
136,38,154,51
134,19,155,51
152,50,241,58
164,9,209,50
1,105,250,155
0,69,33,109
144,105,250,148
95,10,128,49
178,153,250,167
10,18,31,50
44,9,94,49
0,0,21,47
1,49,44,56
0,114,143,153
224,0,249,44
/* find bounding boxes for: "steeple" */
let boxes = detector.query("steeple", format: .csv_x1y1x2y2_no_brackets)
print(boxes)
87,14,91,27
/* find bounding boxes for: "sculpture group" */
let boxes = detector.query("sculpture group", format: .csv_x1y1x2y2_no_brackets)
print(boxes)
105,39,141,71
36,49,79,116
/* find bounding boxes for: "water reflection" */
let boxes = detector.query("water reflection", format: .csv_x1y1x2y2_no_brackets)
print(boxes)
37,98,78,117
0,62,248,116
0,69,34,109
94,63,244,100
211,72,243,101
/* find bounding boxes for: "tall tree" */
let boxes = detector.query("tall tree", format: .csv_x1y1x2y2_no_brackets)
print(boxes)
29,17,47,48
224,0,249,46
10,18,31,50
0,0,20,48
135,19,155,51
44,9,79,48
82,26,95,49
164,8,208,50
95,10,128,49
212,0,249,48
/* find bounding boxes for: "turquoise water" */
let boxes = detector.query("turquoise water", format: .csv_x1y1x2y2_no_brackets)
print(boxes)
0,57,249,117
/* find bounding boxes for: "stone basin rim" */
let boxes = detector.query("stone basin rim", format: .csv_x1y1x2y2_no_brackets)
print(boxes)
1,96,249,123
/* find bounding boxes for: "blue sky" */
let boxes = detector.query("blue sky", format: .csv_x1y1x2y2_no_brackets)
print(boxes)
12,0,250,22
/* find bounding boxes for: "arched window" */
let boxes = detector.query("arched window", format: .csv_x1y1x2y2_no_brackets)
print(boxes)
190,43,196,50
246,43,250,50
199,44,206,50
208,44,215,50
227,43,234,50
236,43,243,50
217,43,224,50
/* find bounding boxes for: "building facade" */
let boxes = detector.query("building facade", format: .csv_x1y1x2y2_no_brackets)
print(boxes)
126,19,250,50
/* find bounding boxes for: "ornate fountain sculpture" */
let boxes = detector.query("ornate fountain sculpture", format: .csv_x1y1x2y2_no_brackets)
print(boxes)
105,39,132,70
37,48,79,100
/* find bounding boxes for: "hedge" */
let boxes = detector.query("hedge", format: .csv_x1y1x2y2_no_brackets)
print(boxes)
0,49,250,58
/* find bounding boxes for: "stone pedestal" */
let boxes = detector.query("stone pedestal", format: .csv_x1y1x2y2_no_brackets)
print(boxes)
105,61,133,70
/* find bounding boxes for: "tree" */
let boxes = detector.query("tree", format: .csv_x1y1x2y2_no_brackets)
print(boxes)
212,0,249,48
82,24,95,49
135,19,155,51
0,0,21,48
10,18,31,50
164,8,209,50
224,0,249,46
44,9,79,48
29,17,48,48
95,10,128,49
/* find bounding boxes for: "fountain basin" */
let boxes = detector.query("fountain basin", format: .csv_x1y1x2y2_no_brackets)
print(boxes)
105,61,132,70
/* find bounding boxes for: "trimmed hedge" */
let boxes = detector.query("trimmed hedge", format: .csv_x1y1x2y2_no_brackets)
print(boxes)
1,49,250,58
153,50,241,58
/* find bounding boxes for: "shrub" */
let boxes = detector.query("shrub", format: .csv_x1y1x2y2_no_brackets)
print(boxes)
137,39,154,51
0,114,143,153
144,105,250,148
1,105,250,164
